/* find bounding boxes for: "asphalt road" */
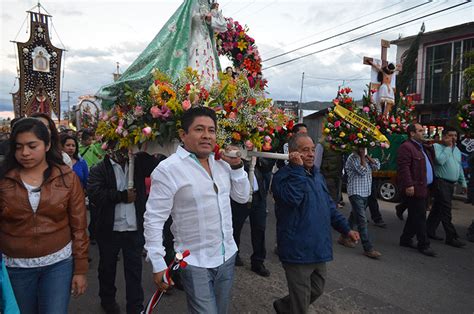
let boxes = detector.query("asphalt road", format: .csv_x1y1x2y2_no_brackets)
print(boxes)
70,195,474,313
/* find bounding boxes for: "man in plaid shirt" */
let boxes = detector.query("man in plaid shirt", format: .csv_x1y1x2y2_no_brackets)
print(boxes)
344,147,382,259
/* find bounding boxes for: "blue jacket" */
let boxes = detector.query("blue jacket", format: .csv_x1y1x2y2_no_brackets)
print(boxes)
271,165,350,264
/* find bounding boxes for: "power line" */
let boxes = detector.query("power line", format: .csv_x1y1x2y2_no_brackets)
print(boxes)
263,0,432,63
263,1,471,70
261,1,402,58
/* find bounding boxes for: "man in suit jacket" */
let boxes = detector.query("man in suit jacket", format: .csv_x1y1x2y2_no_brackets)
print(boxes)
397,123,437,257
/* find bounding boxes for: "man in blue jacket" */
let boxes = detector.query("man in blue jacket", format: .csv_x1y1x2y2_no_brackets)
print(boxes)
271,134,359,314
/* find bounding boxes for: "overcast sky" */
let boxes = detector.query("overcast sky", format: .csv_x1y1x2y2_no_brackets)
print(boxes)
0,0,473,118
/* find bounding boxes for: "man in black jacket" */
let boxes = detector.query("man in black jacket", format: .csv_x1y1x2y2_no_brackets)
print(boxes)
88,149,160,314
231,158,272,276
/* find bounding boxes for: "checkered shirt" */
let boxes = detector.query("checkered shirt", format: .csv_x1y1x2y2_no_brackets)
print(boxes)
345,153,380,197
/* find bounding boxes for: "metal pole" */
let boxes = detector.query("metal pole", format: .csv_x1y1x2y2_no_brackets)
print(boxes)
298,72,305,123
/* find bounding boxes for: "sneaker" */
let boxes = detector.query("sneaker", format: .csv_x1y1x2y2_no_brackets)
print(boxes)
337,236,355,248
373,221,387,228
419,247,437,257
235,255,244,266
364,250,382,259
251,263,270,277
446,239,466,248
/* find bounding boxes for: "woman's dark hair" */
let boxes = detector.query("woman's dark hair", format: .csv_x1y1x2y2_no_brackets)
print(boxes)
60,133,80,160
0,118,65,178
180,106,217,133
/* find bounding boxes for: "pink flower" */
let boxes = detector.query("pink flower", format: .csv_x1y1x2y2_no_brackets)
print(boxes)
150,106,160,118
363,107,370,113
264,135,272,143
142,126,152,136
182,100,191,111
461,122,468,128
100,112,109,121
229,112,237,120
101,143,108,150
334,121,341,128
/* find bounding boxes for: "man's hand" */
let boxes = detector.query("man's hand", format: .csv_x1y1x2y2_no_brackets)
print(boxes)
153,270,173,291
71,274,87,297
221,145,242,168
288,152,303,166
406,186,415,197
347,230,360,244
127,188,136,203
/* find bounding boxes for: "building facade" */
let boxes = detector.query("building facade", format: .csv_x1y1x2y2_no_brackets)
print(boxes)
391,22,473,125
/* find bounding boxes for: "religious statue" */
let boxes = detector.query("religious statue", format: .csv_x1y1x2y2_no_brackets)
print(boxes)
32,48,50,73
367,59,397,117
97,0,227,107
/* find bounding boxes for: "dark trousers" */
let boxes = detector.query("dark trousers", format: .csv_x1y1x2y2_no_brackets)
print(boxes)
367,181,383,223
427,178,458,241
400,197,430,250
97,231,144,314
88,202,98,241
274,262,327,314
231,193,267,265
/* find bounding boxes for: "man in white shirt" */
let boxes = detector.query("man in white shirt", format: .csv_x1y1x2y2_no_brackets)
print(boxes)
144,107,250,313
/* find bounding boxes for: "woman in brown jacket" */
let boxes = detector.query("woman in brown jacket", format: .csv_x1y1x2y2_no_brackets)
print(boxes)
0,118,89,313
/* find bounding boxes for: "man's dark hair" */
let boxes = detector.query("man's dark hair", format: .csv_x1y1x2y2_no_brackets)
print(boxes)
442,125,457,136
406,124,418,138
81,129,94,142
292,123,307,134
180,107,217,133
288,133,312,152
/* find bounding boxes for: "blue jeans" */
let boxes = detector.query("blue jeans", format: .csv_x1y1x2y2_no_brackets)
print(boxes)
180,253,236,314
349,195,373,252
7,256,73,314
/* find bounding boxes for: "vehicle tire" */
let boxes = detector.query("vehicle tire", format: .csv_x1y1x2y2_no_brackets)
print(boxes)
378,180,399,202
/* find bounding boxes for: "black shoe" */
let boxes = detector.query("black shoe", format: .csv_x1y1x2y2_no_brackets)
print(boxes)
373,221,387,228
251,263,270,277
400,241,417,249
419,247,437,257
446,239,466,248
428,234,444,241
101,301,120,314
235,255,244,266
395,205,404,221
273,300,282,314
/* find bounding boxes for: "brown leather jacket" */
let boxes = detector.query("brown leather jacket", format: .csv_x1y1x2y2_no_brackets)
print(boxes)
0,165,89,274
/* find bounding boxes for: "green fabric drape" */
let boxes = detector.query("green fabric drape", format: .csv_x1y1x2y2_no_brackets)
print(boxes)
96,0,222,109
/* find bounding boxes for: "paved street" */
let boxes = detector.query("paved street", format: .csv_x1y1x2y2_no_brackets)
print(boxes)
70,195,474,313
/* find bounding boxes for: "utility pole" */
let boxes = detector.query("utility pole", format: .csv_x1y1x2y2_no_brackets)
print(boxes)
298,72,304,123
62,90,75,120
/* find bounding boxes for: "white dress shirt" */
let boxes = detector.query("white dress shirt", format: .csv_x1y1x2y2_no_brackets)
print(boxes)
144,146,250,273
110,159,137,232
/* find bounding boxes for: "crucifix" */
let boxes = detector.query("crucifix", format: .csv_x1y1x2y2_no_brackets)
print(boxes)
363,39,402,118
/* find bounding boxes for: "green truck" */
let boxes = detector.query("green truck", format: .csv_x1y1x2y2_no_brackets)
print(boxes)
369,133,407,202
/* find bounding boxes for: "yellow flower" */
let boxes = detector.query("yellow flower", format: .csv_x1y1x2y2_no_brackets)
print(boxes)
339,132,346,138
357,133,363,138
458,116,463,121
324,128,330,134
328,112,334,118
237,40,248,51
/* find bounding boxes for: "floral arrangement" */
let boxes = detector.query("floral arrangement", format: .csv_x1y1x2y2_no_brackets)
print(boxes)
323,87,389,152
96,68,292,151
79,105,99,130
366,90,417,135
456,91,474,138
216,18,267,90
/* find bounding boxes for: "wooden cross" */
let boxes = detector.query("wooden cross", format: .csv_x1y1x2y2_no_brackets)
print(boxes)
363,39,402,90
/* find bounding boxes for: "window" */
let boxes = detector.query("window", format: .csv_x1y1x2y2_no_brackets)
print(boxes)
424,37,474,105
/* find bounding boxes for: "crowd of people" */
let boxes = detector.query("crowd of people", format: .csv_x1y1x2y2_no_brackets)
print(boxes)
0,112,473,314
